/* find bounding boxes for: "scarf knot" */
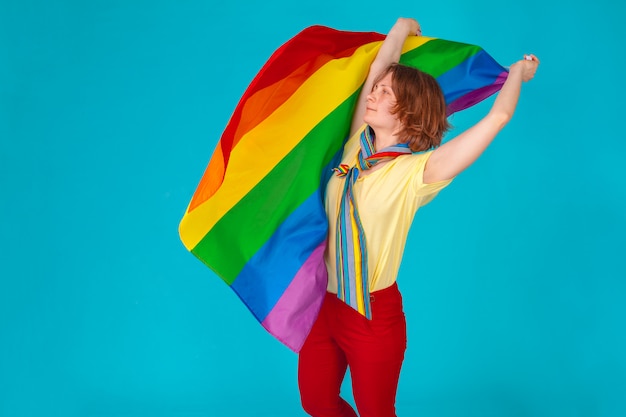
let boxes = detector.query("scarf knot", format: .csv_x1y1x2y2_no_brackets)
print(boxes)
332,163,351,177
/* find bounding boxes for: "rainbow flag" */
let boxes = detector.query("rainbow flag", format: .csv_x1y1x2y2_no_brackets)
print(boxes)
179,25,508,352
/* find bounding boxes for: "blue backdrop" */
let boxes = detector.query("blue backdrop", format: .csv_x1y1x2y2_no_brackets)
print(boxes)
1,1,625,416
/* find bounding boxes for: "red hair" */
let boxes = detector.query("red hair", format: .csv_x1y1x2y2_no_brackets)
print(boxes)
373,63,451,152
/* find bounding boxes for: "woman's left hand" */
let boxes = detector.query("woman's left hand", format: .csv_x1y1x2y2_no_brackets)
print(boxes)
511,54,540,82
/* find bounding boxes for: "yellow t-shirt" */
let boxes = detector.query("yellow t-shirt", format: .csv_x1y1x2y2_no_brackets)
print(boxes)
324,126,453,293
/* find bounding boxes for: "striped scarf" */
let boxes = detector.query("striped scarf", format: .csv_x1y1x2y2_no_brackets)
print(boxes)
333,126,412,318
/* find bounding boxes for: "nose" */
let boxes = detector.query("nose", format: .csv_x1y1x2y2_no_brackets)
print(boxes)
366,91,375,102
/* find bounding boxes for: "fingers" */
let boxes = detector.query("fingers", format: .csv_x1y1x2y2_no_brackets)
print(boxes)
522,55,539,82
413,18,421,36
397,17,421,36
413,19,422,36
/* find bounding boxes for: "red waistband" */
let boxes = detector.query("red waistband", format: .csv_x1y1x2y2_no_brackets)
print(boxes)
327,282,400,302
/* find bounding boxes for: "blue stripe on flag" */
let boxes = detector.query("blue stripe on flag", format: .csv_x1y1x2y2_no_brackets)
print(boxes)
438,49,502,104
231,191,328,322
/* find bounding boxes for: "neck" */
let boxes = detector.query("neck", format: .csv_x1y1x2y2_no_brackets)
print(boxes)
370,127,402,152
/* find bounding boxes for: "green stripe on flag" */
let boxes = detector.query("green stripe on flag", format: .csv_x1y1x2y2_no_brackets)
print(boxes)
400,39,481,78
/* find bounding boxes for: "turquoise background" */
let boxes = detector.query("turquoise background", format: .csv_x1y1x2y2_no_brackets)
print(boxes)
1,0,625,416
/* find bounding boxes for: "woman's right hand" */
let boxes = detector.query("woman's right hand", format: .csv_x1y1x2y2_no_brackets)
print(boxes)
393,17,421,37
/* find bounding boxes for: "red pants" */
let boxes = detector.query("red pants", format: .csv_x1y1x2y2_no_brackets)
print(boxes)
298,283,407,417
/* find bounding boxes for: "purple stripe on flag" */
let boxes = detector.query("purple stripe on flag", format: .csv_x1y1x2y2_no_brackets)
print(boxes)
261,243,328,352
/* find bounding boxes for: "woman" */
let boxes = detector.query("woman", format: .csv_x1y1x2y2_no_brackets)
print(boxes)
298,17,540,417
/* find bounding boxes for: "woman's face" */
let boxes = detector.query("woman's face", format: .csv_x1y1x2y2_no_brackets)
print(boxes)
363,72,402,133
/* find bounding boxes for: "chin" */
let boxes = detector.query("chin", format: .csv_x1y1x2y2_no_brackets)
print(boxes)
363,116,376,127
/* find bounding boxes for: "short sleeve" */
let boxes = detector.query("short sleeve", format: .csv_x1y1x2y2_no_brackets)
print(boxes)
412,150,454,205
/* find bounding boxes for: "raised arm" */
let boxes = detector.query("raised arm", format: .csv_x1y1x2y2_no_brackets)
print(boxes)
349,18,421,136
423,55,540,183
